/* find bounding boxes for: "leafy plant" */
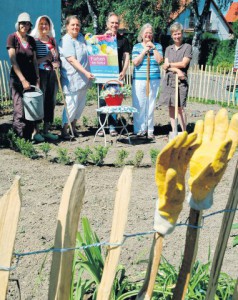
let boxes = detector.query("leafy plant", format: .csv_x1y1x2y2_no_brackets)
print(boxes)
74,146,92,165
82,116,89,127
114,149,129,167
89,145,109,166
39,142,52,159
150,148,160,166
52,117,62,129
86,83,97,105
93,117,99,127
133,150,144,167
231,223,238,247
57,147,71,165
56,90,63,105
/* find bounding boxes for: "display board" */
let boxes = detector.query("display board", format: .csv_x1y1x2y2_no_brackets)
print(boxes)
85,33,119,83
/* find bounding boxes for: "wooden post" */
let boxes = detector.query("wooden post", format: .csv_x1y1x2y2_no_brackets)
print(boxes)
136,233,164,300
202,65,207,101
205,66,211,101
221,68,226,104
0,177,21,300
231,70,238,105
97,166,133,300
214,67,219,103
227,69,234,106
205,162,238,300
172,209,202,300
48,164,85,300
198,65,203,102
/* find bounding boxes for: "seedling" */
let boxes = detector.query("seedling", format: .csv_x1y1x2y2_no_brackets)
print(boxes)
82,116,89,127
53,117,62,129
114,149,129,167
57,147,71,165
89,145,109,166
133,150,144,167
39,142,52,159
74,146,92,165
150,148,160,166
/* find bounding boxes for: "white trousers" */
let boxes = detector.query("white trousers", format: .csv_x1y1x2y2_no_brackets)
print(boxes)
62,87,87,126
132,79,160,134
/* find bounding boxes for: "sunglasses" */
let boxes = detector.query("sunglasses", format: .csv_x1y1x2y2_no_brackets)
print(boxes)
19,21,31,26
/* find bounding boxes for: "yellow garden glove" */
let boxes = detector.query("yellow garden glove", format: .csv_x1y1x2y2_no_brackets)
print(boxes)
154,131,199,235
188,108,238,210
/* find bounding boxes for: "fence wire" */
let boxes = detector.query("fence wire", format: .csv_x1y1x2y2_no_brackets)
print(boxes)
0,207,237,272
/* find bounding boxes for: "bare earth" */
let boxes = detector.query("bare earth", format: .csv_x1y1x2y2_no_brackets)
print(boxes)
0,99,238,299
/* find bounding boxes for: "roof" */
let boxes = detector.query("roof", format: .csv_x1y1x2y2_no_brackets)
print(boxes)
225,2,238,22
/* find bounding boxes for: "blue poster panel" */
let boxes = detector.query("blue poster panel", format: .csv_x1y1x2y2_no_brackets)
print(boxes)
85,33,119,83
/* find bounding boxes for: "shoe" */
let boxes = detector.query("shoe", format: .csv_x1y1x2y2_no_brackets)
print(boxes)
147,133,155,140
33,133,45,143
110,130,118,137
43,132,59,141
137,131,147,137
61,132,72,141
97,130,104,137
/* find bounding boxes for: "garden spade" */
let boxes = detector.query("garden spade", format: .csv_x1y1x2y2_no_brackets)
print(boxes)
55,67,75,138
169,74,179,140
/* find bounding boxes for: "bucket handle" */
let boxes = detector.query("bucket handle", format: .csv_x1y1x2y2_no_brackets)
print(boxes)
23,85,42,94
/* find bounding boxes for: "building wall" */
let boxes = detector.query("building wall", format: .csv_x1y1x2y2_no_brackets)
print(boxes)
0,0,61,61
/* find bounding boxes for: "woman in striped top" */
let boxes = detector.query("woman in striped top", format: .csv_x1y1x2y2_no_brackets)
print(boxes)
132,23,163,140
31,15,60,142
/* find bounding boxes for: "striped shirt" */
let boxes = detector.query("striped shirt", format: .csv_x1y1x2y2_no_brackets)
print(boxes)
132,43,163,80
35,38,55,70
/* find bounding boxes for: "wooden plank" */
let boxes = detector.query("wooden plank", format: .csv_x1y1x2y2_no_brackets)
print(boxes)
0,176,21,300
48,164,85,300
205,162,238,300
97,166,133,300
172,209,202,300
136,233,164,300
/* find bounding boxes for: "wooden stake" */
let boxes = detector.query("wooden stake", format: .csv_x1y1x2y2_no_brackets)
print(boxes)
136,233,164,300
198,65,203,102
97,166,133,300
205,162,238,300
0,176,21,300
231,70,238,105
48,164,85,300
172,209,202,300
205,66,211,101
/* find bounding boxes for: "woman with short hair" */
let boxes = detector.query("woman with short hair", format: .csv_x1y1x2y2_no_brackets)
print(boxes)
159,22,192,132
132,23,163,139
59,15,94,139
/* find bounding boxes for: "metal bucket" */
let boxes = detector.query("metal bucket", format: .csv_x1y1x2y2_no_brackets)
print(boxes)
23,85,44,121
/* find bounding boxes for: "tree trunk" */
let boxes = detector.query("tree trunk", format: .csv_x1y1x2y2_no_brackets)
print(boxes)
191,22,203,66
86,0,98,34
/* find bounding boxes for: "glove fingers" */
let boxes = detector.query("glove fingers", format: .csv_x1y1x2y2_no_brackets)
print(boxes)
212,139,232,173
169,132,188,167
202,110,214,144
212,108,229,143
193,119,204,145
227,113,238,160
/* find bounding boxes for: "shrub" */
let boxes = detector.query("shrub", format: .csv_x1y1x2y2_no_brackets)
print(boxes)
114,149,129,167
39,142,52,159
86,83,97,105
57,148,71,165
74,146,92,165
133,150,144,167
89,145,109,166
150,148,160,166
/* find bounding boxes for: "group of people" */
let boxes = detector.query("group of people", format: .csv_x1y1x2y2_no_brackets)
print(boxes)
7,11,192,142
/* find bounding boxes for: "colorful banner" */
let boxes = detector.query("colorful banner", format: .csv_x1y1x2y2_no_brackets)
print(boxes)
85,33,119,83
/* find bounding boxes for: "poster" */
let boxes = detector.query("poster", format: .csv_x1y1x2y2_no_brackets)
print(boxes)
85,33,119,83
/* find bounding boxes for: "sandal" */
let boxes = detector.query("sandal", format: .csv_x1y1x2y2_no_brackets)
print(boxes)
97,130,104,137
137,131,147,137
110,130,118,137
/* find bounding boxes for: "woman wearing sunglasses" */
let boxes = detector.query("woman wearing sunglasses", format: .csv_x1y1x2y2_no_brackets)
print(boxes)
7,12,40,140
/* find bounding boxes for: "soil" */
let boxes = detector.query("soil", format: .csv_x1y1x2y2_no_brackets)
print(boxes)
0,99,238,300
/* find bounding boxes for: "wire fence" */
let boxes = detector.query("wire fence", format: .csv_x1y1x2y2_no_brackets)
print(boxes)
0,207,237,272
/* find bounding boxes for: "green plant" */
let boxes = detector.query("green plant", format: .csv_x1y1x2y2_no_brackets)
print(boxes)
86,83,97,105
52,117,62,129
150,148,160,166
82,116,89,127
114,149,129,167
231,223,238,247
39,142,52,158
57,147,71,165
89,145,109,166
74,146,92,165
133,150,144,167
93,117,99,127
56,90,62,105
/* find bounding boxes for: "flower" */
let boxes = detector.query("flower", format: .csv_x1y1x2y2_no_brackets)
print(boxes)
100,84,131,99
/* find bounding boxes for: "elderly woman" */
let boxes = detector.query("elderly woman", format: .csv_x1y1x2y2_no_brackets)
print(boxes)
132,23,163,140
59,15,94,139
31,15,60,142
6,12,40,140
159,22,192,132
